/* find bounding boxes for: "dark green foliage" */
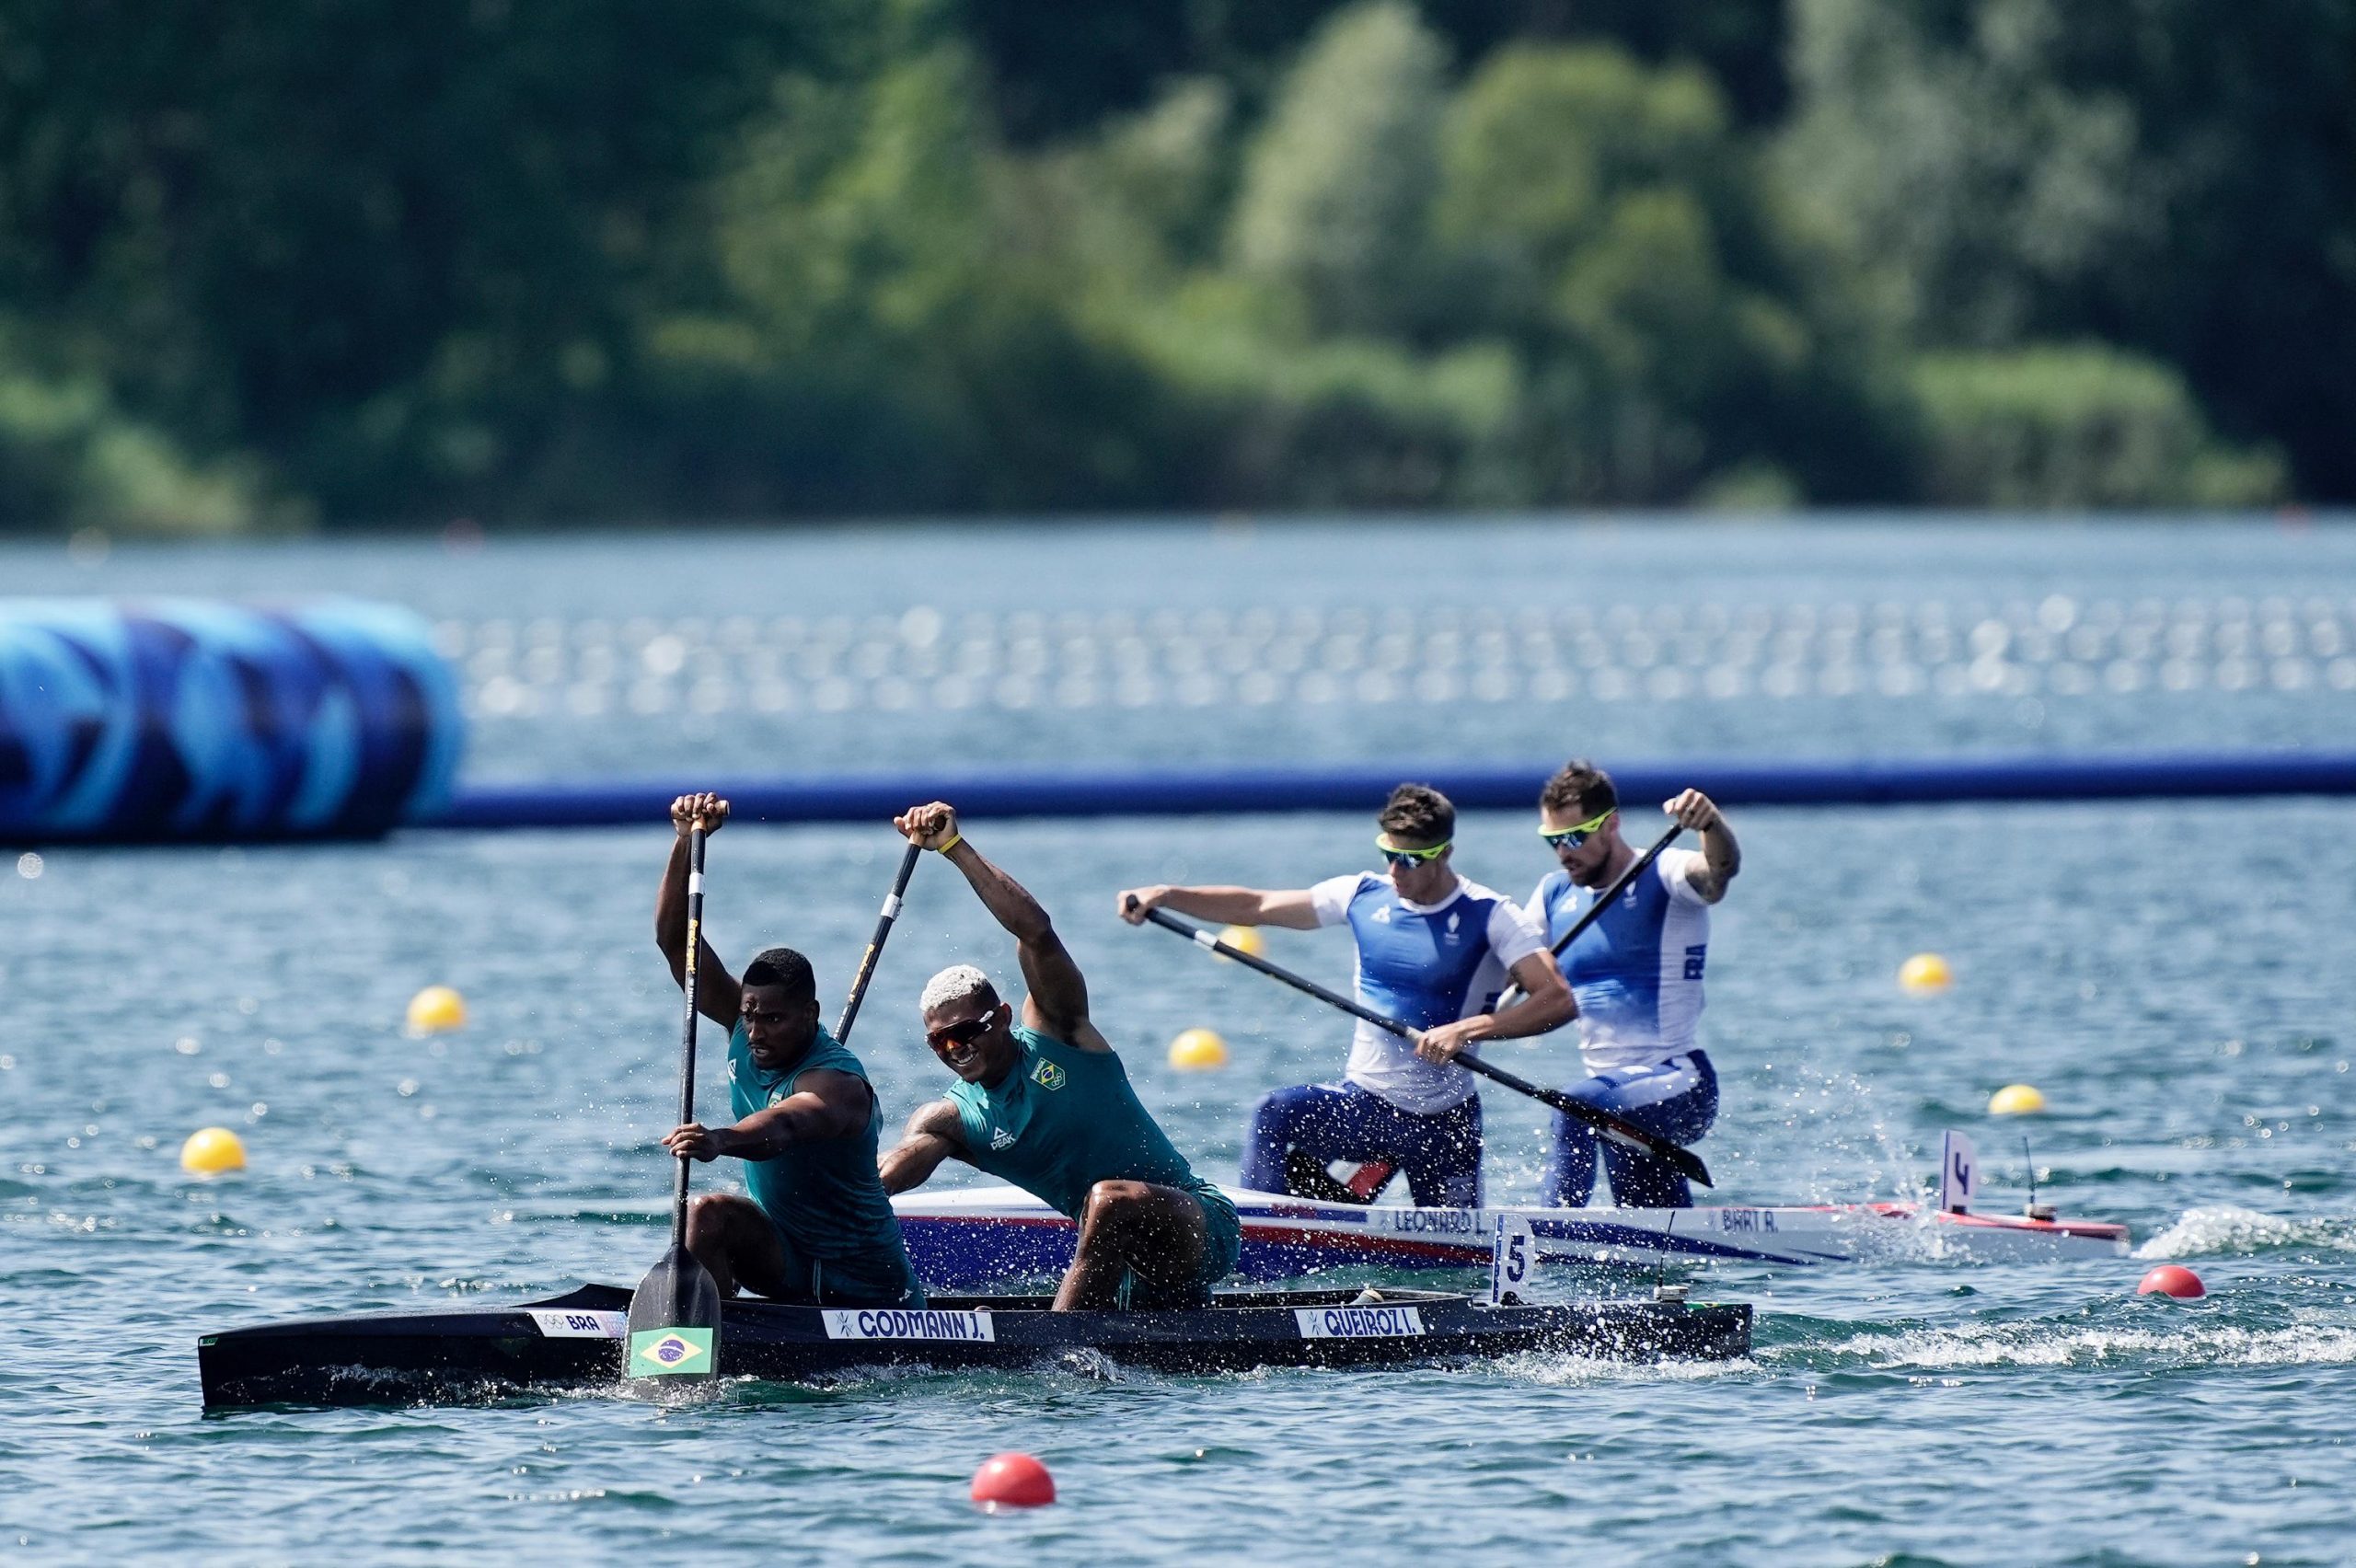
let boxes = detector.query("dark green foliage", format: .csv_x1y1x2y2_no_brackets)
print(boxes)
1784,0,2352,500
1912,345,2284,510
0,0,837,525
0,0,2336,529
958,0,1790,143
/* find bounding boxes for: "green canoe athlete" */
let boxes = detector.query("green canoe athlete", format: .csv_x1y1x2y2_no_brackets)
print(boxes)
880,801,1241,1310
653,791,924,1309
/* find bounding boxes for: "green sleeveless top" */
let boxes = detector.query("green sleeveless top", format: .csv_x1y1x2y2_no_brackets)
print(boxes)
944,1025,1225,1220
725,1021,921,1303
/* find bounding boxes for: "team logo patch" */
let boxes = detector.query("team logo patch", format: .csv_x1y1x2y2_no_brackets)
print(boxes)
629,1327,714,1377
1030,1058,1066,1090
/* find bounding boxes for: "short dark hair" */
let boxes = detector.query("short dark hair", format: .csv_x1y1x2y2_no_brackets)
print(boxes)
1378,782,1454,844
1540,760,1616,819
741,946,817,1004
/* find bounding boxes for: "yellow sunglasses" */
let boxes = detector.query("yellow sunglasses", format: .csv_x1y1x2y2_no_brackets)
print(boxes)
1376,836,1452,867
1538,809,1614,850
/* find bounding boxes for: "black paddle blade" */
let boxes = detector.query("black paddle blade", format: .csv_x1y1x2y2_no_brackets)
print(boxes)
1598,1122,1712,1188
1665,1144,1713,1190
625,1243,722,1382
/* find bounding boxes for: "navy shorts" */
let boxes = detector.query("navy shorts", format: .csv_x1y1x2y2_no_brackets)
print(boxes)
1242,1080,1484,1208
1543,1050,1717,1208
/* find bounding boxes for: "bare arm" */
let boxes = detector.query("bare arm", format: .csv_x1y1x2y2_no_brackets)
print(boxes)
1415,951,1577,1061
1488,953,1577,1038
663,1068,869,1161
1114,884,1322,929
879,1099,972,1194
654,792,742,1030
896,802,1111,1050
1666,790,1740,904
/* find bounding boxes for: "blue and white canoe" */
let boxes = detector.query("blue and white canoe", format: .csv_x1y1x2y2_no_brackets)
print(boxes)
894,1183,2130,1287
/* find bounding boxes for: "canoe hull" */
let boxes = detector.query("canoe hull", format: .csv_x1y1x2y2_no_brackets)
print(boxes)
894,1185,2131,1287
198,1283,1750,1411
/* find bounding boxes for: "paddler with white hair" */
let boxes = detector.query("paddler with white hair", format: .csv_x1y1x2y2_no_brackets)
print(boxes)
879,801,1242,1310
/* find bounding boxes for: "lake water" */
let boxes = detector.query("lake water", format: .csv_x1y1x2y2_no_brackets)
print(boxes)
5,516,2355,1564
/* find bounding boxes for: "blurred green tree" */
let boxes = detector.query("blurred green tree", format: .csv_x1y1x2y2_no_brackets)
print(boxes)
1228,3,1449,339
1436,42,1908,503
1913,346,2282,510
1783,0,2356,498
0,0,2343,526
0,0,840,523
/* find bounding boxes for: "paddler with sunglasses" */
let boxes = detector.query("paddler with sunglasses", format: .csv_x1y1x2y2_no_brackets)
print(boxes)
1118,783,1575,1208
1461,759,1738,1208
879,801,1242,1310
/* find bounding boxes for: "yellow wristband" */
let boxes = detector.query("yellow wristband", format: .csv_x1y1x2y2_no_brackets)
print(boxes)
933,832,963,855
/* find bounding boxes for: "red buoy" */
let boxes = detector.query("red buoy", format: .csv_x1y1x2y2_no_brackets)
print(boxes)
2137,1264,2206,1299
970,1452,1056,1509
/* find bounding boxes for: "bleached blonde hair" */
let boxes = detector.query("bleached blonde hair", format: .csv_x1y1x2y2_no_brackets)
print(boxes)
918,963,998,1016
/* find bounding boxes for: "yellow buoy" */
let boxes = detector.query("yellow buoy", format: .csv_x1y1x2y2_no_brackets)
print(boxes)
180,1126,247,1174
1898,953,1954,995
406,985,468,1034
1988,1083,2048,1115
1215,926,1266,960
1167,1028,1230,1071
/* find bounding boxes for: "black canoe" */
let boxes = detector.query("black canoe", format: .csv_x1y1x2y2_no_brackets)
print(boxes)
199,1282,1751,1410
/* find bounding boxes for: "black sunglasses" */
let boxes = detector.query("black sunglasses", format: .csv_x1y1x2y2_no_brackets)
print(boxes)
927,1011,997,1051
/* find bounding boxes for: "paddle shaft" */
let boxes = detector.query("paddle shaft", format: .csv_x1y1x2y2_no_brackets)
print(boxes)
668,824,707,1248
1494,824,1683,1009
835,842,922,1043
1136,905,1710,1187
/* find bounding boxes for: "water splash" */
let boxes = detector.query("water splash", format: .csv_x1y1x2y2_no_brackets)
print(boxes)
1489,1349,1757,1388
2136,1205,2356,1260
1771,1317,2356,1372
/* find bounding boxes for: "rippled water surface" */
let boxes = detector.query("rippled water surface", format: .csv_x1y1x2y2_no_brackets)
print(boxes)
6,518,2356,1565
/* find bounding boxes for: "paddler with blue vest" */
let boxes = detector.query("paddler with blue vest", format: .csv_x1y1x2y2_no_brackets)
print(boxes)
653,792,925,1307
879,801,1242,1311
1427,760,1738,1208
1119,783,1576,1208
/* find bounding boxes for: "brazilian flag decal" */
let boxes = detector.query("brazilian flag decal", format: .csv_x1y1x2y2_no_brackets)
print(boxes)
629,1326,715,1377
1031,1058,1066,1090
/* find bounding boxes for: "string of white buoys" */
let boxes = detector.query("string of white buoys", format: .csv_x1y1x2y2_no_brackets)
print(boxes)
443,594,2356,721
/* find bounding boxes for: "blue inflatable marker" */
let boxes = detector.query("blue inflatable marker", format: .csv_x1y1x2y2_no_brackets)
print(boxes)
0,599,461,843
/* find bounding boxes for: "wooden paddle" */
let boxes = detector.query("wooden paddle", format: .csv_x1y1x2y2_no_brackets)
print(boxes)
1493,823,1683,1009
835,842,921,1043
626,822,725,1384
1132,900,1712,1189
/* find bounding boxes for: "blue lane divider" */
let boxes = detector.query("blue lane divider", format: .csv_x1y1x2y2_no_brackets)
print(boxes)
430,751,2356,830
